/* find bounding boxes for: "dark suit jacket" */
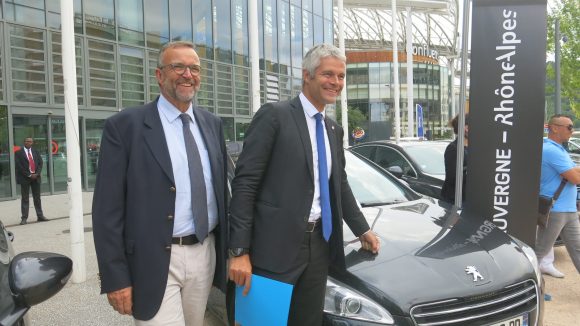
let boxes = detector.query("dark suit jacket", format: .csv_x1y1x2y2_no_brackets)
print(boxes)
229,96,370,274
92,99,229,321
15,147,43,185
441,138,467,203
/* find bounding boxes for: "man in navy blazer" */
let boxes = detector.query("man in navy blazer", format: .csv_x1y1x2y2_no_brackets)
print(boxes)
228,44,380,325
92,41,228,325
15,137,47,225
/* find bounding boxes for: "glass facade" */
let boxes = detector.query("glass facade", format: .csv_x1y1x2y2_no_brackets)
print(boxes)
0,0,333,200
346,60,450,142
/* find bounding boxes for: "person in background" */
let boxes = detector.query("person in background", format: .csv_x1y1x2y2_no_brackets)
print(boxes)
92,41,229,325
441,114,468,204
536,114,580,275
228,44,380,326
15,137,47,225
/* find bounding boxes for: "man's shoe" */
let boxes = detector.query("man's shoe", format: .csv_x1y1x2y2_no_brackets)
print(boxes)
37,216,49,222
20,218,27,225
540,265,565,278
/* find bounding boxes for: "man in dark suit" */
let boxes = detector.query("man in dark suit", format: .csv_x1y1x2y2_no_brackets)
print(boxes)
15,137,47,225
92,41,228,325
228,44,380,325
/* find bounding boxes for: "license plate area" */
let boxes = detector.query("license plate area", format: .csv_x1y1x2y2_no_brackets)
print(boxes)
489,313,528,326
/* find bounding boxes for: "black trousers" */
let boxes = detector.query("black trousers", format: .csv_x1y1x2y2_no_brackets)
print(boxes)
254,224,330,326
20,179,44,219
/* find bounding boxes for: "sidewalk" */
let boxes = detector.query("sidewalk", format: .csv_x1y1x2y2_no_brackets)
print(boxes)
3,193,226,326
0,191,94,227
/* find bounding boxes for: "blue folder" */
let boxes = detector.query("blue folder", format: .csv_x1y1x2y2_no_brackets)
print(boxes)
235,274,294,326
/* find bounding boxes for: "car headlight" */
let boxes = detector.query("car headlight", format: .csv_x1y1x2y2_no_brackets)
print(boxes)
324,278,394,324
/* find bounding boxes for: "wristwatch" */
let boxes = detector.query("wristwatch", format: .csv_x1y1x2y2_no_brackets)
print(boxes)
228,248,249,257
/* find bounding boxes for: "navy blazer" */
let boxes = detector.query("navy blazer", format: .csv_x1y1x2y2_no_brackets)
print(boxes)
92,99,228,320
229,96,369,274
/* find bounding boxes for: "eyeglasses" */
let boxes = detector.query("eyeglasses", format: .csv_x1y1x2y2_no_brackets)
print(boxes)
159,63,201,76
552,123,574,131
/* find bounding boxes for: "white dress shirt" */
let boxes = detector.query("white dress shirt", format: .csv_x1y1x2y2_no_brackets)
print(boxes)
299,93,332,222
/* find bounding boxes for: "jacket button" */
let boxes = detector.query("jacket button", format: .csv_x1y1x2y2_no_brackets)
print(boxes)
167,215,174,220
165,245,171,251
169,186,176,192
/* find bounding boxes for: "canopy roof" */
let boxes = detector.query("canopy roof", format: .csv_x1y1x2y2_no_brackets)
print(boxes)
335,0,460,61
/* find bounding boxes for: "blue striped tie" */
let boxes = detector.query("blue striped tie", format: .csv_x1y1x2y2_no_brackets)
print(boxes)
315,113,332,241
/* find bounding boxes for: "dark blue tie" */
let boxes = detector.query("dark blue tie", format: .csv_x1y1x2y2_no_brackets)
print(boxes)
180,113,209,243
315,113,332,241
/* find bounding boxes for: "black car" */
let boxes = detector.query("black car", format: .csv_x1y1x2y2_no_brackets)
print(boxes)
0,221,73,325
350,140,448,199
209,150,544,326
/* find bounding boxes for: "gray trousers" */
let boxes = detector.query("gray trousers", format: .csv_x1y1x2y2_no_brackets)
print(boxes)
535,212,580,273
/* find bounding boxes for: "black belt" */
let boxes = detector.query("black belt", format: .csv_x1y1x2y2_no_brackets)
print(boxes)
305,219,321,233
171,234,199,245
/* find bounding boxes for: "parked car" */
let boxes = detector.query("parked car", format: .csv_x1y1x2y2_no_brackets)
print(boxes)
0,221,73,325
209,150,544,326
350,140,449,199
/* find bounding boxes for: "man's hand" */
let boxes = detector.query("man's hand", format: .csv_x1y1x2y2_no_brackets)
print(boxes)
359,231,380,254
228,255,252,296
30,174,38,180
107,286,133,315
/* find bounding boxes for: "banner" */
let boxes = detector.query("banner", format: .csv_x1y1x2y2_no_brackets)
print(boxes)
464,0,547,247
416,104,424,138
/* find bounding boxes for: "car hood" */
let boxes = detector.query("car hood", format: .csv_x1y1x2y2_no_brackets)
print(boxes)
338,199,536,315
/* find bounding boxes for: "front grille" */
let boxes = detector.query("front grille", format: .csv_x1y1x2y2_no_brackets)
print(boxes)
410,280,538,326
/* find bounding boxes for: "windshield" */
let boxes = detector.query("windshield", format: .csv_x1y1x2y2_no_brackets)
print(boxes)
404,144,447,175
345,151,412,206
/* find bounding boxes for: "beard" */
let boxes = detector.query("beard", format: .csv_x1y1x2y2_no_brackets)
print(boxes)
161,79,199,103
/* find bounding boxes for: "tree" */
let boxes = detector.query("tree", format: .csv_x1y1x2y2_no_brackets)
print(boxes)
546,0,580,115
335,107,368,135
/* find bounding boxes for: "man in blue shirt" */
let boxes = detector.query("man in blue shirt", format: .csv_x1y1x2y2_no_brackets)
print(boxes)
536,114,580,275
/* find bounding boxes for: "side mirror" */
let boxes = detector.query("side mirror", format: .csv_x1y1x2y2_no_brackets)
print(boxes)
387,166,404,178
9,252,73,307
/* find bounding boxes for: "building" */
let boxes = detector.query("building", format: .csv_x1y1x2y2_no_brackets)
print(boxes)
0,0,334,200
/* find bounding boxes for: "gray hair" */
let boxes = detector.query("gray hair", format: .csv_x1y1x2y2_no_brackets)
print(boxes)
302,44,346,77
157,41,196,67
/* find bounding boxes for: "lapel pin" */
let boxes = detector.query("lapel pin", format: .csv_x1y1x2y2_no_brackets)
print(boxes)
332,126,335,130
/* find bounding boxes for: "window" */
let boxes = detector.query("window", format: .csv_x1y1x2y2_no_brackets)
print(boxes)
197,59,215,112
216,64,233,115
232,0,249,66
374,147,416,178
290,5,302,69
5,1,45,27
148,50,159,101
120,47,145,108
193,0,213,59
144,0,169,49
278,1,291,74
10,25,47,103
51,33,85,105
118,0,144,46
234,67,250,116
263,0,278,72
302,10,313,55
214,0,232,63
169,0,192,42
85,0,115,40
351,145,376,160
88,39,116,108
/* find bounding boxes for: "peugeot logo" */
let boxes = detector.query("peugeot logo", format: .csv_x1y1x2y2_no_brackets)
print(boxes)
465,266,484,282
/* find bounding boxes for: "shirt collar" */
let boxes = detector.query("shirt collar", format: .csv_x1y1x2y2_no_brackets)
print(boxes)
158,94,195,125
299,92,325,120
544,137,565,149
